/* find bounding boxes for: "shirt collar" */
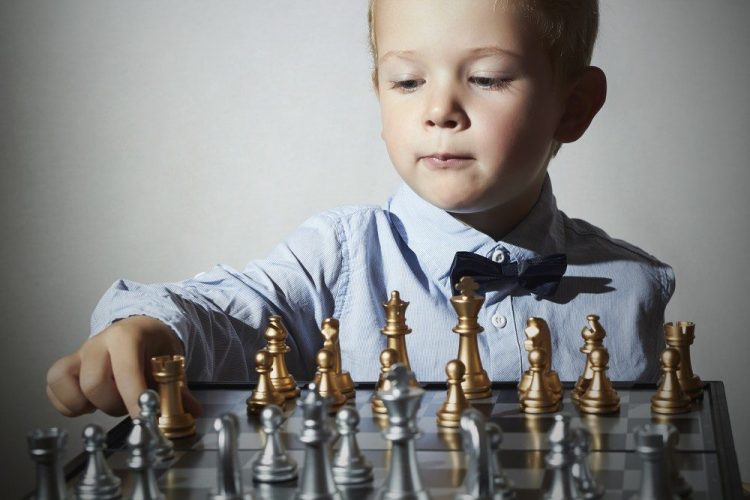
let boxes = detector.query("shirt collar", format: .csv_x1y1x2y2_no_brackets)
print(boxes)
385,174,566,287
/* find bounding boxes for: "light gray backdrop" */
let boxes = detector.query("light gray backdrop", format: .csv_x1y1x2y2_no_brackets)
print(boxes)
1,1,748,496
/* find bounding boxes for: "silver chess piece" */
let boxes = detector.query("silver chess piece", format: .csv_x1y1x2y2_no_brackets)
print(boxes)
28,427,67,500
541,413,582,500
252,404,298,483
570,427,603,499
138,389,174,464
295,383,342,500
332,406,373,485
456,408,493,500
211,413,253,500
127,417,164,500
74,424,123,500
486,422,515,499
632,423,692,500
377,363,431,500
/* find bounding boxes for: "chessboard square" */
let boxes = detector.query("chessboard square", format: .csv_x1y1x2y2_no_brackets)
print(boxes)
354,432,390,450
627,389,656,404
493,414,556,434
191,389,248,405
573,414,629,435
589,451,627,470
594,469,625,492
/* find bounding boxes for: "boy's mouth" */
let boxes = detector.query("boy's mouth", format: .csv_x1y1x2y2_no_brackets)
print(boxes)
420,152,474,169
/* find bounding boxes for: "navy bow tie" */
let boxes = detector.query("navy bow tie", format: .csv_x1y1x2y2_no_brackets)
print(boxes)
449,251,567,298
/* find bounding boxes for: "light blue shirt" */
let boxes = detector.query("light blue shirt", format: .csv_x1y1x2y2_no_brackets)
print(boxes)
91,176,674,383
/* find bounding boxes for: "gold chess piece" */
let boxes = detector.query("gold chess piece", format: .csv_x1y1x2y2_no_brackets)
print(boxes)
518,317,562,400
651,348,692,415
436,359,472,428
577,347,621,414
319,317,356,400
572,314,607,403
450,277,492,400
265,315,300,399
313,348,347,413
151,354,196,438
381,291,417,382
664,321,703,400
519,348,561,414
246,349,285,415
372,348,399,417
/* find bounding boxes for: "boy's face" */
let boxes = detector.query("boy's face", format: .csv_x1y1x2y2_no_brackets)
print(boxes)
374,0,564,216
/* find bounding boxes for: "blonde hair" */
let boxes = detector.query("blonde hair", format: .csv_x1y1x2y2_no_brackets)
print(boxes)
367,0,599,86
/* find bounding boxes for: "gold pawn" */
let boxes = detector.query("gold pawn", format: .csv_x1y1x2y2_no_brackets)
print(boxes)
519,348,560,414
578,347,620,414
372,348,399,417
265,316,300,399
314,348,347,413
651,348,692,415
319,318,356,400
151,354,196,439
572,314,606,402
450,277,492,400
437,359,472,428
246,350,285,415
664,321,704,400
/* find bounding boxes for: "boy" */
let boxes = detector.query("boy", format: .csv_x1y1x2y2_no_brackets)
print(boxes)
46,0,674,419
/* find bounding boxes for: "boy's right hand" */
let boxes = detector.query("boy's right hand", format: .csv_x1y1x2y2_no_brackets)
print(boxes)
46,315,203,418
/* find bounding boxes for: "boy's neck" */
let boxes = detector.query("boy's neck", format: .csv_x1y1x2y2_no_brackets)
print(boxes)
448,175,546,242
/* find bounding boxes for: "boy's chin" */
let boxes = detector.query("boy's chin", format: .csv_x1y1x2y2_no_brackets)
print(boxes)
417,189,486,213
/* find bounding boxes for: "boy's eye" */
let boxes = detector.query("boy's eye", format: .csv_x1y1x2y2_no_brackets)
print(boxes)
469,76,512,90
389,79,424,92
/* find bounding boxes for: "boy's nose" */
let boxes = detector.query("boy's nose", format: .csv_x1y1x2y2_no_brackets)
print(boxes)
423,90,469,131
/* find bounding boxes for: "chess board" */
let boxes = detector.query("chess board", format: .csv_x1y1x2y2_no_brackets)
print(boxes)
47,381,743,500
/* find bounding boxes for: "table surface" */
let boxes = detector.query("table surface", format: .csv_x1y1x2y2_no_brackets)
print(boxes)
35,380,744,500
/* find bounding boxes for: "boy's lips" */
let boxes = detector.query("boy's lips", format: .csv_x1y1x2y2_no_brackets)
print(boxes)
420,153,474,169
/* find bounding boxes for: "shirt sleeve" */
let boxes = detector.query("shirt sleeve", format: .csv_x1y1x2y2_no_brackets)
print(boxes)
90,211,349,382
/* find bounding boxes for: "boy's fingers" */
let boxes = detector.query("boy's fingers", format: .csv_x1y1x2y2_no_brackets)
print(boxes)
108,340,148,418
79,343,128,416
46,353,96,416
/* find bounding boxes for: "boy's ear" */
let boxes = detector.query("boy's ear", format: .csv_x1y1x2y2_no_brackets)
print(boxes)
554,66,607,144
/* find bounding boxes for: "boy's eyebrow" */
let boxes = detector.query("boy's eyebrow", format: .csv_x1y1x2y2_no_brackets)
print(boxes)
378,46,520,64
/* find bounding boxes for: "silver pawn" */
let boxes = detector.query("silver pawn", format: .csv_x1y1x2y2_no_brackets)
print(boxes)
211,413,252,500
295,383,342,500
138,389,174,464
542,413,581,500
332,407,373,485
570,428,603,499
456,408,493,500
486,422,515,499
127,417,164,500
28,427,67,500
75,424,122,499
252,405,297,483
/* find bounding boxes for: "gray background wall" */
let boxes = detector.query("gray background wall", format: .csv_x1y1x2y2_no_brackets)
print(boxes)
1,0,748,496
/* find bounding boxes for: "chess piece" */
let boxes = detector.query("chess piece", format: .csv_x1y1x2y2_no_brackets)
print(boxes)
319,318,356,399
651,348,692,415
296,383,342,500
247,349,286,415
570,427,603,499
486,422,515,498
456,408,493,500
265,315,301,399
541,413,582,500
313,348,347,413
372,348,399,417
381,290,418,382
647,423,692,498
27,427,67,500
450,277,492,400
633,424,674,499
332,407,374,484
138,389,175,464
252,404,298,483
127,417,164,500
211,413,253,500
151,354,196,439
377,364,430,500
577,347,620,414
518,317,562,400
571,315,606,403
519,348,561,414
75,424,123,500
664,321,704,400
436,359,471,428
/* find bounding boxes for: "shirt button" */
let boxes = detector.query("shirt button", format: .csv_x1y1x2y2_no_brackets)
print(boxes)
491,249,506,263
491,313,507,328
